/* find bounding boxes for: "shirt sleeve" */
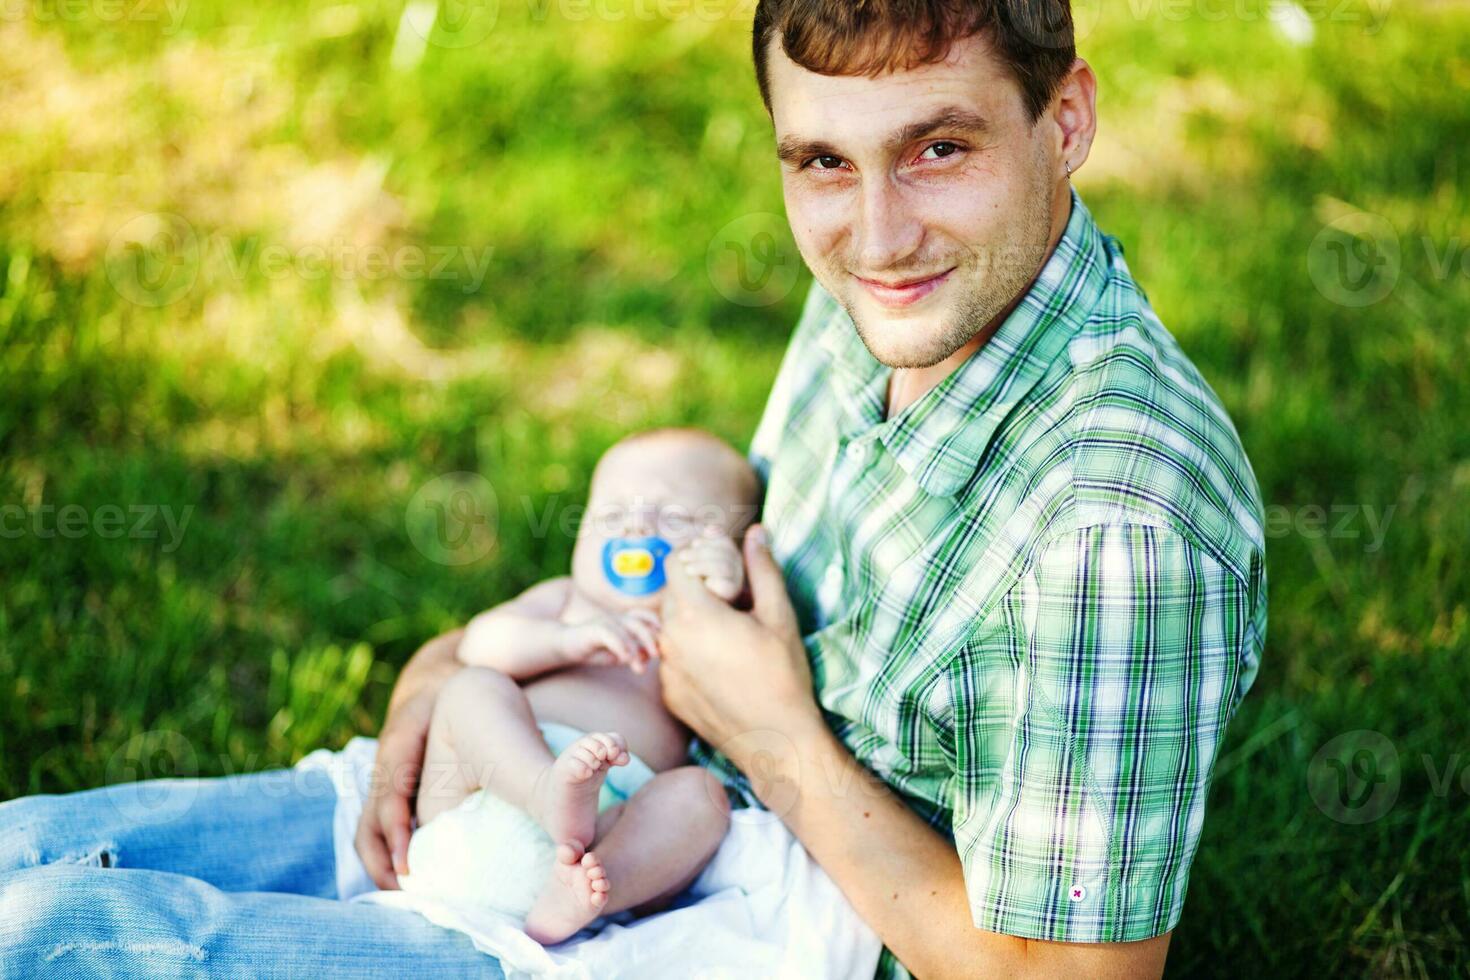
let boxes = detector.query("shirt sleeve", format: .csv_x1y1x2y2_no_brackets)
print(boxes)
949,522,1257,943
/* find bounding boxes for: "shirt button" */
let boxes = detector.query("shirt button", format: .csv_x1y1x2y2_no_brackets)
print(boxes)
846,441,867,461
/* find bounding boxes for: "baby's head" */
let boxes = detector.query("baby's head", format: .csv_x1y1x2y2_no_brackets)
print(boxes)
570,428,761,612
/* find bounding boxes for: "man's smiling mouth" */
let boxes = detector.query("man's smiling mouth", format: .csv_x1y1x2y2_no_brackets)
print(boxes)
853,267,955,308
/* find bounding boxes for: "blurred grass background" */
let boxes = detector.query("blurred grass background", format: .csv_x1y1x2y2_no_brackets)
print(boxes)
1,0,1467,975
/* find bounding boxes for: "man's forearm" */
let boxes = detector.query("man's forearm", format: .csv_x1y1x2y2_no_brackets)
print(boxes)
746,720,1025,979
749,723,1169,980
387,628,465,719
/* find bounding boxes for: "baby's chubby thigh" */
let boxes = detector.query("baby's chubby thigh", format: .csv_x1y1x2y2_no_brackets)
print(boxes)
415,690,477,827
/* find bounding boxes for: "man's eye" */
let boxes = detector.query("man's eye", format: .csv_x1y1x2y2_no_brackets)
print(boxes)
808,155,846,170
919,141,962,161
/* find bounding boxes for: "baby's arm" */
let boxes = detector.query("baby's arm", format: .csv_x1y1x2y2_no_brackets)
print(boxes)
458,577,578,678
458,577,660,678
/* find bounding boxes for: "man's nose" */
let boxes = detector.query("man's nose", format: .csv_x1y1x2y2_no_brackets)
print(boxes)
855,178,924,272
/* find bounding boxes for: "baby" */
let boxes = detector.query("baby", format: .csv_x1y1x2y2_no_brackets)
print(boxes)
405,428,759,945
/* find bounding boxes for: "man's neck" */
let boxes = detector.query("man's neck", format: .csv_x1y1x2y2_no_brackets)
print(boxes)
884,183,1075,420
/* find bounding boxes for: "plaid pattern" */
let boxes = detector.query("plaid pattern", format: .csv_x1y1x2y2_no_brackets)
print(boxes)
691,190,1266,978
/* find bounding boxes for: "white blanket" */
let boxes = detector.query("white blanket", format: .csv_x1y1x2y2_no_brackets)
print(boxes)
297,737,882,980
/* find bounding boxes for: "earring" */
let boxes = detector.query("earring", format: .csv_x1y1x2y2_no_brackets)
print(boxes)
1065,161,1073,178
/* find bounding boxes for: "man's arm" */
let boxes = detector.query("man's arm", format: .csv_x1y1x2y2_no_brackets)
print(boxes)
355,628,465,889
749,717,1171,979
660,523,1252,977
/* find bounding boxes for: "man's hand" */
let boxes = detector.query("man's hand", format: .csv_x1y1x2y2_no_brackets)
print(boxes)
355,695,429,889
354,628,462,890
657,524,824,757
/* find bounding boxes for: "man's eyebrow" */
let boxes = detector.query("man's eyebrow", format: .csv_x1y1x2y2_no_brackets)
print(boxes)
776,106,992,165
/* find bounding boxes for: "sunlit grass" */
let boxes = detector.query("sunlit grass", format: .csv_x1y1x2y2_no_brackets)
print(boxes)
1,1,1467,975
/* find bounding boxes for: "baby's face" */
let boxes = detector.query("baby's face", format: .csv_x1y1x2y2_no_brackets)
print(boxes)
569,440,754,613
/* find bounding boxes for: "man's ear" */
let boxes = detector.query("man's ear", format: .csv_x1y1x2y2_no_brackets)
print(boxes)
1050,58,1099,179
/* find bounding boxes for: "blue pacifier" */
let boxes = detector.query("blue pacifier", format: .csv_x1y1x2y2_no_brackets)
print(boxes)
601,536,674,596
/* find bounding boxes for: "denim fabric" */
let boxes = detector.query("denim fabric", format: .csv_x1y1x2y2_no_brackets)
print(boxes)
0,766,505,978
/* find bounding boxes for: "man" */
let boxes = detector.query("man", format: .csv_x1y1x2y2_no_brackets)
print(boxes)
364,2,1266,977
0,2,1263,976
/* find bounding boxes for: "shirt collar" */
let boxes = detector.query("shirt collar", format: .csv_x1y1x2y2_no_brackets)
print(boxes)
815,188,1113,498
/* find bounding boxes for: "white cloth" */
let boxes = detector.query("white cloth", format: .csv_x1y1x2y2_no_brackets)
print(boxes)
398,721,658,923
297,737,882,980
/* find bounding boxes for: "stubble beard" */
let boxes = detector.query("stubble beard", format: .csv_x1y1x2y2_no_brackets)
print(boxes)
833,173,1056,371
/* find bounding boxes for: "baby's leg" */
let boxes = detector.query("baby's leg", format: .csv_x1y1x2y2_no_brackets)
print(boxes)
417,667,629,850
416,667,553,826
524,765,731,944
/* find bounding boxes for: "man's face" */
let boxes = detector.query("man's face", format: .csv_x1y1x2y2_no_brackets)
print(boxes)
767,32,1063,369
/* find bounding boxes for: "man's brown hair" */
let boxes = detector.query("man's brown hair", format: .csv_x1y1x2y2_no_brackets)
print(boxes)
752,1,1076,124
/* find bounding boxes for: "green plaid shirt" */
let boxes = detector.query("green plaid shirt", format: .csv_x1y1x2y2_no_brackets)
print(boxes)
691,190,1267,977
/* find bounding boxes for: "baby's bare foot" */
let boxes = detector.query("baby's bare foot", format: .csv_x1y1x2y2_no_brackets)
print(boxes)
524,844,611,945
532,731,629,850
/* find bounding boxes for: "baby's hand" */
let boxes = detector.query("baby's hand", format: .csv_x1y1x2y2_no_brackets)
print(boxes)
560,608,661,674
676,533,745,603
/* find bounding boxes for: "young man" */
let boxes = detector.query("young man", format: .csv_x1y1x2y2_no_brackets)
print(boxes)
1,3,1264,977
367,3,1267,977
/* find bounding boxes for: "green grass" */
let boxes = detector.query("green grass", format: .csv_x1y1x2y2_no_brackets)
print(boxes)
1,1,1467,975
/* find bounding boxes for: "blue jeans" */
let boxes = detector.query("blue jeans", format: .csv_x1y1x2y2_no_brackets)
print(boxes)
0,766,504,978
